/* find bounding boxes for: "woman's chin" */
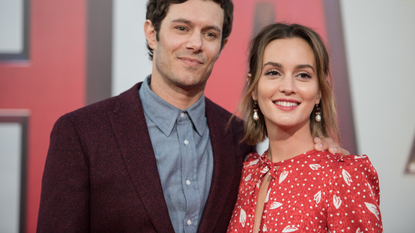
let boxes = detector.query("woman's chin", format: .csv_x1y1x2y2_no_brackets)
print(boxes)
267,119,310,133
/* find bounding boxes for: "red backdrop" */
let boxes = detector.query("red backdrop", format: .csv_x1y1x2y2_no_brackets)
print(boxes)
0,1,328,232
0,1,86,232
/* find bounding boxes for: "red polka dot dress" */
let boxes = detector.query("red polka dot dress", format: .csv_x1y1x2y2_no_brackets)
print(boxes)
227,150,383,233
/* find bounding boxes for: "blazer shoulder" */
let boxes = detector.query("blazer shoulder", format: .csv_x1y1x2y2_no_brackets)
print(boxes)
205,97,253,153
60,83,143,125
205,97,244,128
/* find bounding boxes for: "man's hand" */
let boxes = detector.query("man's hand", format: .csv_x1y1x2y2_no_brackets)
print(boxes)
314,137,350,155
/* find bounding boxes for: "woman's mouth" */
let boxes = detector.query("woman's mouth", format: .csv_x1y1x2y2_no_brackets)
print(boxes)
273,101,299,107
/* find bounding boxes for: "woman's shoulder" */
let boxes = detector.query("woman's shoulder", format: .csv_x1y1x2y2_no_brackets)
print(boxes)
317,151,380,186
244,152,262,162
316,152,383,229
242,152,265,168
319,152,381,201
317,151,376,171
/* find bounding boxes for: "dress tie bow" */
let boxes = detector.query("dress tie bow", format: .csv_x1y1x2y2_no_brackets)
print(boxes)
259,154,280,179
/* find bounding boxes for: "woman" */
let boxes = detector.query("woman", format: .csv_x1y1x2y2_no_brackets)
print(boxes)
227,23,382,232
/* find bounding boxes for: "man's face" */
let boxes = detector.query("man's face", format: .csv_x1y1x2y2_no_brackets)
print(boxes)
146,0,227,93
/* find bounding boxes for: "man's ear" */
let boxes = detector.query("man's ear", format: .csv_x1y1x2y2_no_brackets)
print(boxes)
144,19,157,49
216,38,229,60
222,38,229,50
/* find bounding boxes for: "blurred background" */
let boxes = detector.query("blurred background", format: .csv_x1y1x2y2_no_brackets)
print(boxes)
1,0,414,232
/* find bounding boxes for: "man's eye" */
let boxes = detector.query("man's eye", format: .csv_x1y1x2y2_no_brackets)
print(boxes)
176,26,186,31
206,32,217,38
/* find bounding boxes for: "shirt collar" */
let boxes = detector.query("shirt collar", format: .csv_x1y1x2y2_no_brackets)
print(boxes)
139,76,207,136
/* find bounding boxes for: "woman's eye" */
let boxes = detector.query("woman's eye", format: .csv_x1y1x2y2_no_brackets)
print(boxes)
298,73,311,79
265,70,280,76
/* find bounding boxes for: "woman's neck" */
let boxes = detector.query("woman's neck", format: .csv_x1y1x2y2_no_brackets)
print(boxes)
266,122,315,163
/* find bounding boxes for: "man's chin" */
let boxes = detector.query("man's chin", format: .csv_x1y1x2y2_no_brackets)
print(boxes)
174,79,207,92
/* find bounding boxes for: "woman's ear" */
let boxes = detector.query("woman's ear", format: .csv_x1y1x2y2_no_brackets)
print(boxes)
247,73,252,85
251,89,258,102
248,74,258,101
315,90,322,105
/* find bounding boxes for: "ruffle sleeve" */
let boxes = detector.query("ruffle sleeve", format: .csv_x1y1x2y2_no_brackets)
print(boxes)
325,154,383,232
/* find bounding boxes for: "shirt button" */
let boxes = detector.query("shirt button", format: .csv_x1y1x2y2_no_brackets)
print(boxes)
187,219,192,225
180,112,185,117
186,180,191,185
184,139,189,145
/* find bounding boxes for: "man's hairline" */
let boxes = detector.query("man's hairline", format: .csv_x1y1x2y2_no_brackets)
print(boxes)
148,0,229,56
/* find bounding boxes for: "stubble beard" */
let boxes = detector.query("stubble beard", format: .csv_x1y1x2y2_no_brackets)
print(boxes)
154,47,211,94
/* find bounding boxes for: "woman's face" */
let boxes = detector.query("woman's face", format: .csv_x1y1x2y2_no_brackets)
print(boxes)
252,37,321,132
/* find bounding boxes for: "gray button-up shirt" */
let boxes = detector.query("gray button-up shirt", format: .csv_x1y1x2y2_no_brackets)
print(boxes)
139,77,214,233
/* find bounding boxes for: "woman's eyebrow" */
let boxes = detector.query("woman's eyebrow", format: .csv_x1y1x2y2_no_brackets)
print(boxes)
263,62,282,68
295,64,315,72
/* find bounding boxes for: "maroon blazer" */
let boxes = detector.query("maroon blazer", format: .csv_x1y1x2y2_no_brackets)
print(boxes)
37,83,255,233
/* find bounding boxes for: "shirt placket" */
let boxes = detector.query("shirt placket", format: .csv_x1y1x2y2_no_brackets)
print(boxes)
177,111,200,233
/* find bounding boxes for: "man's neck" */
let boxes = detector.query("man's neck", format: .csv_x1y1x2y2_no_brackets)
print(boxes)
149,75,205,110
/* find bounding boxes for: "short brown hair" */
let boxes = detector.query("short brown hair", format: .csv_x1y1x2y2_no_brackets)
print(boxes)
145,0,234,60
238,23,339,145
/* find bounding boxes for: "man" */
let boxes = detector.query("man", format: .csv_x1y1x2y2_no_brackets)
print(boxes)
37,0,346,232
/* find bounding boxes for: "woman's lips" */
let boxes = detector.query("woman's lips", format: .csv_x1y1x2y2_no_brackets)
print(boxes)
273,100,300,111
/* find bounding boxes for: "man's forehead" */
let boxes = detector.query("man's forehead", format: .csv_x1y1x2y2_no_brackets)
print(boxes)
164,0,224,27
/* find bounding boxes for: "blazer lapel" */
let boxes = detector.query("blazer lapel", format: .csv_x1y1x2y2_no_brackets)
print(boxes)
198,99,237,232
107,83,174,232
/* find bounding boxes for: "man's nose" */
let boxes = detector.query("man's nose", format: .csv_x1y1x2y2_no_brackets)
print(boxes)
186,31,203,52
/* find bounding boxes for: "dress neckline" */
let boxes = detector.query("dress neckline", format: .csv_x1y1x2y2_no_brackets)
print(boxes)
260,149,322,166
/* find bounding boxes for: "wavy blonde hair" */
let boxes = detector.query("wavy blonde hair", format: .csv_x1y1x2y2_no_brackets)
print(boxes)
236,23,339,145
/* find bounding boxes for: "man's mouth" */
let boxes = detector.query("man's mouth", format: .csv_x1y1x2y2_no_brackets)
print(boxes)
179,57,203,65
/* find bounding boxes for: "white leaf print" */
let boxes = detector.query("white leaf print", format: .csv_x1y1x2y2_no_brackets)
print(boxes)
270,202,283,209
356,228,363,233
260,167,269,174
265,188,271,203
279,170,289,184
247,159,259,167
314,191,321,204
240,208,247,227
244,173,252,182
282,225,298,232
256,181,260,188
263,224,267,232
355,155,367,159
333,195,342,209
309,164,321,170
342,169,352,186
364,202,380,220
367,182,375,198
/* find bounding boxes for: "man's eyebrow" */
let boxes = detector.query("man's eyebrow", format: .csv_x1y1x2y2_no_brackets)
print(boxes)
204,25,221,33
171,18,221,33
171,18,192,24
